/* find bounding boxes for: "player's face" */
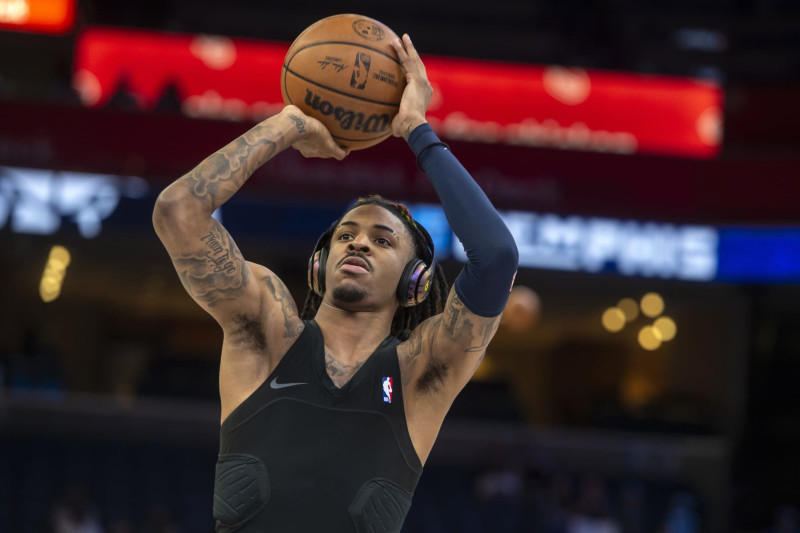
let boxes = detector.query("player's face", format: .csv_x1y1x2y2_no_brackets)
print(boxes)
326,204,415,310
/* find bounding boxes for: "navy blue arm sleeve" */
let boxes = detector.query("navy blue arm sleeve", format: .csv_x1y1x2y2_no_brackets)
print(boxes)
408,123,519,317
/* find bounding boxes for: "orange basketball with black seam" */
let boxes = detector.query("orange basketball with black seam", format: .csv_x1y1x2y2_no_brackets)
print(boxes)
281,14,405,150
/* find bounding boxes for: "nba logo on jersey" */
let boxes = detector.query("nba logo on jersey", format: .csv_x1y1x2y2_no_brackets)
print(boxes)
382,377,393,403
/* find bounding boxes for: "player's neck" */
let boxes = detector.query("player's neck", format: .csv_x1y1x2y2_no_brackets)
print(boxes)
313,303,394,362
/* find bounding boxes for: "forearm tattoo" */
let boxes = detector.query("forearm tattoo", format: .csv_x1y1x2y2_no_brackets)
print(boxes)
179,123,281,211
287,114,306,134
173,220,247,307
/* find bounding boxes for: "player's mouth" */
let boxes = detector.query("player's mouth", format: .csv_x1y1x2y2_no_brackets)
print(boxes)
338,255,372,274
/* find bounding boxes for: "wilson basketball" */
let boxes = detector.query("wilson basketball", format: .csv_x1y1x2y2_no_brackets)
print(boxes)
281,14,406,150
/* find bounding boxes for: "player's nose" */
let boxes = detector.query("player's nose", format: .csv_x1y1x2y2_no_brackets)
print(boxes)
348,233,371,252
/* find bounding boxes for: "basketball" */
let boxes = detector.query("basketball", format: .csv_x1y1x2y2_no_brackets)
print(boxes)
281,14,406,150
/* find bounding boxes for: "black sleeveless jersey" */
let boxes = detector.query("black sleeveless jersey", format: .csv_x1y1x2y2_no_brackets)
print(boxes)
213,320,423,532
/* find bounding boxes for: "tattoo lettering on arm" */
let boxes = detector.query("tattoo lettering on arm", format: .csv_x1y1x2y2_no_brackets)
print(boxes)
325,351,365,389
262,275,304,339
173,220,248,307
443,293,464,336
287,114,306,134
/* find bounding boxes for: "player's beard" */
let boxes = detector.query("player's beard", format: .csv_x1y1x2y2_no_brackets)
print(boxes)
332,285,368,303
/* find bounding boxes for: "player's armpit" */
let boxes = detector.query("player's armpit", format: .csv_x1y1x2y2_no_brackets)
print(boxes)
159,214,304,362
400,288,502,395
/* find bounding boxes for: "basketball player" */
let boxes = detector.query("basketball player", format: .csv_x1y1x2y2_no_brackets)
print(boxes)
153,34,518,532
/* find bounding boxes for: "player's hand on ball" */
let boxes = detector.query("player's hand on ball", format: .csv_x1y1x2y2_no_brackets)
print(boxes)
281,105,349,160
390,34,433,140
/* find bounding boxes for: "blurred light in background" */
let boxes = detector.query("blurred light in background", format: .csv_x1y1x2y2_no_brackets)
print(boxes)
640,292,665,318
653,316,677,342
638,325,663,351
455,211,719,281
602,307,626,333
0,167,148,238
0,0,75,34
417,204,800,284
39,244,70,302
501,285,541,332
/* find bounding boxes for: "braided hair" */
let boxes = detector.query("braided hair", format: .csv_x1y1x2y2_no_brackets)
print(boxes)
300,195,449,340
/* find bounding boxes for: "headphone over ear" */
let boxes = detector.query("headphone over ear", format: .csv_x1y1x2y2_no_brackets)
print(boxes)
307,221,435,308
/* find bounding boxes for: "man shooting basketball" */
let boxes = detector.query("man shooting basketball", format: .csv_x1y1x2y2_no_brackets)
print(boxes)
153,34,518,532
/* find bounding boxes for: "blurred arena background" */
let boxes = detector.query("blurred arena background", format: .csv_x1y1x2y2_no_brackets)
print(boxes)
1,0,799,531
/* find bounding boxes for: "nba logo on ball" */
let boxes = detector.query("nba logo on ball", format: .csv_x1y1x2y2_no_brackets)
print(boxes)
382,377,393,403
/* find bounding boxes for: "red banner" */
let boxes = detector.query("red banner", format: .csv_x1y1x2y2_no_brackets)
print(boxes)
73,27,722,159
0,0,74,34
2,100,798,224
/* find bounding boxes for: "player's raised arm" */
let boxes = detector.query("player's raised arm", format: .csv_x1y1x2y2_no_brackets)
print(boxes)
392,35,519,393
152,106,346,332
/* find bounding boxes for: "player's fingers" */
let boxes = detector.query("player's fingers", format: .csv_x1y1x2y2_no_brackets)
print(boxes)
402,34,420,61
391,37,410,66
401,34,428,77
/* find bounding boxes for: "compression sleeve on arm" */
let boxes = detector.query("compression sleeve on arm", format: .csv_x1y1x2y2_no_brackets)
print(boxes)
408,123,519,317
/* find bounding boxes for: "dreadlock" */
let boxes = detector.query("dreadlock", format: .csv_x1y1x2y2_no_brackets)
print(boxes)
300,195,450,341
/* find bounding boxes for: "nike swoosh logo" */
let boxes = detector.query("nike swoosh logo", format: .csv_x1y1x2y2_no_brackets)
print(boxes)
270,377,307,389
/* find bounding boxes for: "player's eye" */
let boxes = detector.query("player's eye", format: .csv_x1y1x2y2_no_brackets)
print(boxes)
376,237,391,246
338,232,354,241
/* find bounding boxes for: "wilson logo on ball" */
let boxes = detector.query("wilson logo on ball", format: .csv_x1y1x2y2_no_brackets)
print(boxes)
304,89,390,133
350,52,371,90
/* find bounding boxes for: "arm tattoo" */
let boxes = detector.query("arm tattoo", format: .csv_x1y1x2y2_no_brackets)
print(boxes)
443,293,464,336
262,275,303,339
467,318,500,353
173,220,247,307
401,316,449,391
287,114,306,134
405,316,441,361
444,293,501,352
180,123,281,211
325,351,365,389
